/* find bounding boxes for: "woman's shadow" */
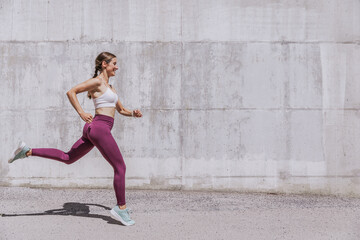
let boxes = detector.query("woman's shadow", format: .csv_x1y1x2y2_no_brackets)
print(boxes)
1,202,123,225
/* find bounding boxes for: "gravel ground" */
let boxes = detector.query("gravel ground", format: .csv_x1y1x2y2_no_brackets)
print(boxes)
1,187,360,240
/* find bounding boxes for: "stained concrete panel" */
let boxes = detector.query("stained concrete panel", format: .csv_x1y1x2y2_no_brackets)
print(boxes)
0,42,89,111
0,0,182,42
181,110,287,176
112,0,182,41
182,43,288,109
182,0,360,42
114,42,182,109
82,1,114,41
323,110,360,176
287,44,322,108
10,0,48,41
0,0,13,41
0,41,182,111
115,109,181,160
320,44,360,109
289,110,324,163
3,0,359,42
46,0,83,41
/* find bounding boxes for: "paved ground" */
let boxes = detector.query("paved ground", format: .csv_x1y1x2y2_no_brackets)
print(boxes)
1,187,360,240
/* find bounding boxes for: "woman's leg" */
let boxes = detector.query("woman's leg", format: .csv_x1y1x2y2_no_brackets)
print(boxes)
31,136,94,164
31,123,94,164
88,126,126,206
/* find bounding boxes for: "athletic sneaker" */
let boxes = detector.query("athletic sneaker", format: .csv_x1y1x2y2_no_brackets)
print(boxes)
8,141,30,163
110,206,135,226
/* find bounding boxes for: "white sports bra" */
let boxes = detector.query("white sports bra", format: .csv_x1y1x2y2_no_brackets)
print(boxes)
93,87,118,109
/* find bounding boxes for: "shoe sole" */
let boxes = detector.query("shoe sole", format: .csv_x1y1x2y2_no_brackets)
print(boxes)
8,141,26,163
110,209,134,226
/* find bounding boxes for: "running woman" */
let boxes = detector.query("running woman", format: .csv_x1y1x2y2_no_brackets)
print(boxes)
8,52,142,226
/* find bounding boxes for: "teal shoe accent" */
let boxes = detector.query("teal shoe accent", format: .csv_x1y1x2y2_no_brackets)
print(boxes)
110,206,135,226
8,141,30,163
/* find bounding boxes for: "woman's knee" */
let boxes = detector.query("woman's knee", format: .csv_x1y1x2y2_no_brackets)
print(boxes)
115,162,126,175
64,153,80,165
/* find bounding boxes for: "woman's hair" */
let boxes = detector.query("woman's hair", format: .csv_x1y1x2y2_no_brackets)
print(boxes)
88,52,116,99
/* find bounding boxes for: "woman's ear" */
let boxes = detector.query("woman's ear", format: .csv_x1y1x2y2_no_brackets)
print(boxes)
102,60,108,69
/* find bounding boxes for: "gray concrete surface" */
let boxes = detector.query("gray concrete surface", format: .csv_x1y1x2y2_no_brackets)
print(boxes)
1,0,360,195
1,187,360,240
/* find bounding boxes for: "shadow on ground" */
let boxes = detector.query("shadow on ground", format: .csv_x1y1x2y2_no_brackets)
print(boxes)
1,202,123,226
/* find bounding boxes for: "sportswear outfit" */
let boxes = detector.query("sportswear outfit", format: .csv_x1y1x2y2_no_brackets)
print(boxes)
10,86,135,225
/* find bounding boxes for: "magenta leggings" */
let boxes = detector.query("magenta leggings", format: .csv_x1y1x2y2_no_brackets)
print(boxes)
32,114,126,206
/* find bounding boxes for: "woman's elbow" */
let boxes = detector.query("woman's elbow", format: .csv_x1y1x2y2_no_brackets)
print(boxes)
66,90,74,98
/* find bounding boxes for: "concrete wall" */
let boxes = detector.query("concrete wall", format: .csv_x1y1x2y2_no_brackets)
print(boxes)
1,0,360,195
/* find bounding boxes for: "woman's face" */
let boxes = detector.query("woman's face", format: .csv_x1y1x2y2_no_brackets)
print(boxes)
104,58,118,77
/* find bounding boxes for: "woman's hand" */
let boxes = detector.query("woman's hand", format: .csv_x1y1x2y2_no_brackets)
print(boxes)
133,109,143,118
80,112,93,123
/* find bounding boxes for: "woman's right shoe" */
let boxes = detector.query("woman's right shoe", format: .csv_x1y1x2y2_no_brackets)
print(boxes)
8,141,30,163
110,206,135,226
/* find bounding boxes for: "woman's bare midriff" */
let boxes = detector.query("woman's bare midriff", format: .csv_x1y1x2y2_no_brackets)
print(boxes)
95,107,116,118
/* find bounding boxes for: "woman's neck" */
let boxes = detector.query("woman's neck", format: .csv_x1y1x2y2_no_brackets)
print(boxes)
98,73,109,83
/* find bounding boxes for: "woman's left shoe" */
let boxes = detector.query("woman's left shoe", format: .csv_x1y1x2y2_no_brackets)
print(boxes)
8,141,30,163
110,206,135,226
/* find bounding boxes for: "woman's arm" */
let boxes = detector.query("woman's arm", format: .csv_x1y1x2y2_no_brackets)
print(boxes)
115,99,142,118
66,78,101,123
112,85,142,118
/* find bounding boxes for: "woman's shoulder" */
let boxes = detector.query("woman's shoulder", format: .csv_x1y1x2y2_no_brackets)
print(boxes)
86,77,102,87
